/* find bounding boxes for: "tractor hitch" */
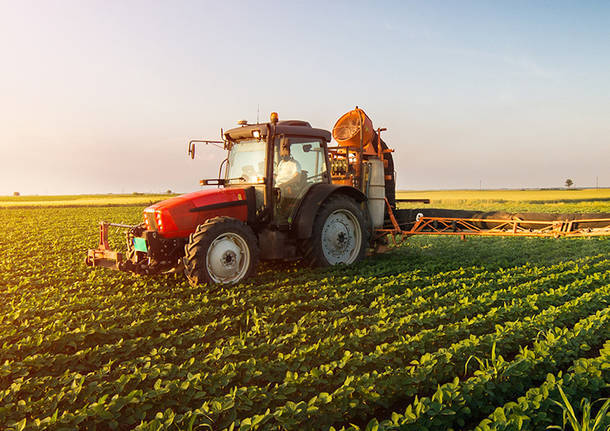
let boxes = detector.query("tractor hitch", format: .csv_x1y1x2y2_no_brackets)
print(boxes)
86,221,186,275
85,222,133,270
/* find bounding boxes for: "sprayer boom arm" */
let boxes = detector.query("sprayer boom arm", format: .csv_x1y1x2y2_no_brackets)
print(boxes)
378,212,610,239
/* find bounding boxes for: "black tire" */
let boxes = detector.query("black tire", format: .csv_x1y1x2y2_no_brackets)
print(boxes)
183,216,259,286
300,194,369,267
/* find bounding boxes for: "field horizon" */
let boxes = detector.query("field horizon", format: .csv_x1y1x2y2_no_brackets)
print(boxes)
1,188,609,211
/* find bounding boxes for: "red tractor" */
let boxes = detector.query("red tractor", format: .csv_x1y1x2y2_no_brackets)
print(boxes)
87,109,396,285
86,109,610,285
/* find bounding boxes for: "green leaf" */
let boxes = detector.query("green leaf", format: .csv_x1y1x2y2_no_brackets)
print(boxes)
364,419,379,431
16,418,26,431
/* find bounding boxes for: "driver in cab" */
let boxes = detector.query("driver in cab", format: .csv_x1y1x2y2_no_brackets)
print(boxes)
275,140,302,194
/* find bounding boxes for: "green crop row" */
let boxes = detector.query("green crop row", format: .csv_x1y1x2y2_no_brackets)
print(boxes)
93,274,610,431
3,268,604,430
4,256,604,395
209,279,610,431
351,308,610,430
3,264,607,428
473,340,610,430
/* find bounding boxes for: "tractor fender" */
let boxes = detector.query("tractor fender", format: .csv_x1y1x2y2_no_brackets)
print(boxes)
293,184,367,239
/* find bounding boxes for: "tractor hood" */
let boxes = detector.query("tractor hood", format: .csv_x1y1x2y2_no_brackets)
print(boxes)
143,188,250,238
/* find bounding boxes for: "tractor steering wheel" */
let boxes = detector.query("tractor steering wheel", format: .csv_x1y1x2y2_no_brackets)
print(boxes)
307,173,325,182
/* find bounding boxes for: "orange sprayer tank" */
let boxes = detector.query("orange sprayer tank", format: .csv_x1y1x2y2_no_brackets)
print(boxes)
332,108,374,148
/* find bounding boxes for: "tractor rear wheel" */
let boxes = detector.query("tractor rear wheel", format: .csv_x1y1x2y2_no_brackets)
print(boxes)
183,217,258,286
301,194,368,267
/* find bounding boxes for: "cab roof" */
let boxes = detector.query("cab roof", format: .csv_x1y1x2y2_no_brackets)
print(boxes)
224,120,331,142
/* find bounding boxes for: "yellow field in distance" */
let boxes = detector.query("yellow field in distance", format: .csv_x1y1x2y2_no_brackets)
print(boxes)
396,188,610,213
397,188,610,201
0,194,176,208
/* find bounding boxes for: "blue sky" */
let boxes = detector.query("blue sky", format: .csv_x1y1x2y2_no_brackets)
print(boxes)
1,0,609,194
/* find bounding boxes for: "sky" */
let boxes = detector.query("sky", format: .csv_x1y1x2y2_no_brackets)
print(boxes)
1,0,609,195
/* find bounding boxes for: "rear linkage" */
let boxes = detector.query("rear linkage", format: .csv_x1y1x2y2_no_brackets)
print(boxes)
85,222,185,275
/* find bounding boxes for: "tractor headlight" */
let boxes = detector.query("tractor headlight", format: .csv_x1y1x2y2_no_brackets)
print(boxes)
155,210,164,231
153,209,179,234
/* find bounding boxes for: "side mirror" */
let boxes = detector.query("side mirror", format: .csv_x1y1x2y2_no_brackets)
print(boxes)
188,139,225,159
303,144,312,153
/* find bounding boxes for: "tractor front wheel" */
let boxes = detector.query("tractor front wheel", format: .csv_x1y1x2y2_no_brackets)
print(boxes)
183,217,258,286
301,194,368,267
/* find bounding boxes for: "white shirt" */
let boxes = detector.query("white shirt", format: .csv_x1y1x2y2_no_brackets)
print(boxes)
276,158,302,185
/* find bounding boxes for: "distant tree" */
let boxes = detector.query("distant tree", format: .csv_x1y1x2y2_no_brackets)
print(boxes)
565,178,574,188
166,189,172,194
13,191,20,196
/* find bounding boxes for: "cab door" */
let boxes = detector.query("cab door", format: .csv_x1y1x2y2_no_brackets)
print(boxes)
272,136,328,225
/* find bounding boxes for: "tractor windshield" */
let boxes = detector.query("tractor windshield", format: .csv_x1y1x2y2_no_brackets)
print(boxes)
226,139,267,184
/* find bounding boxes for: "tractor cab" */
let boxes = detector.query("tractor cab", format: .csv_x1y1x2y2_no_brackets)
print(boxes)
221,115,332,228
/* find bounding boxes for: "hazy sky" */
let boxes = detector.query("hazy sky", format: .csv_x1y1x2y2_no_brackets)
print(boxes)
1,0,609,195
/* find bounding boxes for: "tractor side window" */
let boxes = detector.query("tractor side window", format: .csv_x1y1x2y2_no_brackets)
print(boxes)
273,138,327,225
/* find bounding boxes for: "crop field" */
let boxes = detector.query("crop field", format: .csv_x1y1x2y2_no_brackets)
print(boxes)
1,191,609,430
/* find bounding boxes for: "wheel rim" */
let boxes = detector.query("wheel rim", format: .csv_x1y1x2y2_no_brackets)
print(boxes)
321,209,362,265
205,232,251,284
